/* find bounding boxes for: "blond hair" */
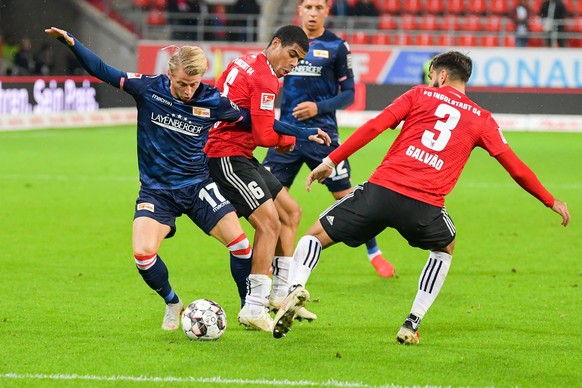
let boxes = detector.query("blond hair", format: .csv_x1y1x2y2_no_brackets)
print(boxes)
167,46,208,76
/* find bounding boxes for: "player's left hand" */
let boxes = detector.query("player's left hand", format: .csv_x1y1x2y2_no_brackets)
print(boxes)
306,162,333,192
308,128,331,146
44,27,74,46
275,144,295,153
292,101,318,121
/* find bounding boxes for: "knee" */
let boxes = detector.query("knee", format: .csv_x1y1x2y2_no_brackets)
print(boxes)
133,243,158,258
281,203,302,228
256,213,281,237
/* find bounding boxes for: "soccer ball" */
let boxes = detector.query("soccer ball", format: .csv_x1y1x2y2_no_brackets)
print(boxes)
181,299,227,340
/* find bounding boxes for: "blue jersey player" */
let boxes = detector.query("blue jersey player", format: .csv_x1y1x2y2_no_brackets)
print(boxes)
45,26,259,331
262,0,395,278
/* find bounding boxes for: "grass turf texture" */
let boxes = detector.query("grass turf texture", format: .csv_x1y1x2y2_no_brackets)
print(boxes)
0,125,580,387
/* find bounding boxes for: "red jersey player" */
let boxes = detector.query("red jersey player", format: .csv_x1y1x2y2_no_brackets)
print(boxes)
205,25,315,332
272,51,570,343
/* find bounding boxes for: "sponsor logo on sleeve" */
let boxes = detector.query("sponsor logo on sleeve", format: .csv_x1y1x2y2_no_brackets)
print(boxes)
313,49,329,58
137,203,155,212
260,93,276,110
192,107,211,117
127,73,143,79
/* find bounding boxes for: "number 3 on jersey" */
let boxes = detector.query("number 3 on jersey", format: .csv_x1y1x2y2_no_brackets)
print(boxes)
422,103,460,151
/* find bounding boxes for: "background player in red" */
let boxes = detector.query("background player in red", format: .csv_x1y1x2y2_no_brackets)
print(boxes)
205,25,320,331
272,51,570,343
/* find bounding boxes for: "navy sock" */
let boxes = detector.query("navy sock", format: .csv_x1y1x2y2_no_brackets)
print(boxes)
230,253,252,308
365,237,380,255
137,255,178,303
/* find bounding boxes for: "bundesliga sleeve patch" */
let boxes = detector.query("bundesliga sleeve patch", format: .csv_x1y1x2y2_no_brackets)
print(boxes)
127,72,143,79
137,203,155,212
192,107,211,117
260,93,276,110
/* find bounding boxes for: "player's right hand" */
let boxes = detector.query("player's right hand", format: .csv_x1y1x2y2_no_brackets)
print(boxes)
551,199,570,227
306,162,333,192
44,27,74,46
308,128,331,146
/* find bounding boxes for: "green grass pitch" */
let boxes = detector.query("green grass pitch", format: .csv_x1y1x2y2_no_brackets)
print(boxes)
0,125,580,387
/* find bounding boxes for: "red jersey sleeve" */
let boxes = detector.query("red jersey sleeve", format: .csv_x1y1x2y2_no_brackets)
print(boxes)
328,108,400,165
496,149,554,207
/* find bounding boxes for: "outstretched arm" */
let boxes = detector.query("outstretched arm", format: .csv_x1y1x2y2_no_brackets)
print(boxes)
496,149,570,226
45,27,125,88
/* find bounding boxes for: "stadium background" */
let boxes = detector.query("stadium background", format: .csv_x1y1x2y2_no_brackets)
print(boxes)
1,0,582,131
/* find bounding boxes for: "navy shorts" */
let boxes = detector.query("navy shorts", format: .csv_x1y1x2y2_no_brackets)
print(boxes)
263,139,352,193
134,178,235,238
208,156,283,219
319,182,456,250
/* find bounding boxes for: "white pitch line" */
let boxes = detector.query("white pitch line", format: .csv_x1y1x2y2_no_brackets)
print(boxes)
0,373,441,388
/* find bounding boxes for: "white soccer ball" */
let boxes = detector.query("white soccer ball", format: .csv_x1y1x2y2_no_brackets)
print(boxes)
181,299,227,340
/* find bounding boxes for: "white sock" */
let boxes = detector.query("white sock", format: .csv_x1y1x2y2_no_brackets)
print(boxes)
245,274,271,314
290,235,322,288
410,251,452,319
271,256,292,299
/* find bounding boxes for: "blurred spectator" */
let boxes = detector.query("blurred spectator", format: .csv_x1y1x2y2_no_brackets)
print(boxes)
539,0,569,47
330,0,351,29
13,37,36,75
229,0,260,42
331,0,351,17
2,32,19,75
35,42,55,75
352,0,379,30
512,0,531,47
168,0,206,41
205,4,228,41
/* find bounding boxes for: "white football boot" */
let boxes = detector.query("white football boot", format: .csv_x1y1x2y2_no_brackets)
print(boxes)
237,304,274,332
161,298,184,331
273,285,310,339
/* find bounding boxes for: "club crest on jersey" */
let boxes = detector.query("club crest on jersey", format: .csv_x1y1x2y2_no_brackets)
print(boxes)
127,73,143,79
192,107,211,117
313,49,329,58
137,202,155,212
260,93,276,110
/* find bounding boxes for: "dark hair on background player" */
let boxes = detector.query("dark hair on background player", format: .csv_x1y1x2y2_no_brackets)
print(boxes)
430,51,473,83
269,25,309,53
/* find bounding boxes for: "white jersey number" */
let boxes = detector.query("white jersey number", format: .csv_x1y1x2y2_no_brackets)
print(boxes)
199,182,228,208
222,68,239,97
421,103,461,151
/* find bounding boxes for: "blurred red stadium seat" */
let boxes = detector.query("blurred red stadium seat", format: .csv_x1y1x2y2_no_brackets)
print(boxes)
415,33,434,46
419,14,438,30
400,13,417,30
467,0,487,14
425,0,444,15
480,34,500,47
448,0,465,15
372,32,392,45
147,8,166,25
483,15,502,32
381,0,401,14
351,31,370,44
379,14,397,30
405,0,422,14
458,34,477,46
437,33,454,46
489,0,508,15
461,14,482,31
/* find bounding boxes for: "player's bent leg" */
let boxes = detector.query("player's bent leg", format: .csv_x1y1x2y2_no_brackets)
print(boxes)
133,217,183,330
209,212,252,308
397,248,453,345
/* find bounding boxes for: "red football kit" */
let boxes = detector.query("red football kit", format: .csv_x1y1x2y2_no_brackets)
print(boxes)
328,85,554,208
205,52,294,159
